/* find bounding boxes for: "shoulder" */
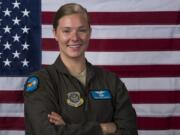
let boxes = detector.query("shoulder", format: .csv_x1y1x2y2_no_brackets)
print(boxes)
24,65,56,92
92,65,126,92
31,64,56,79
93,65,124,85
93,65,119,81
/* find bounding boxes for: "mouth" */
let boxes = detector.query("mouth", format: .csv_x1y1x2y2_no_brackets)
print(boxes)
67,44,82,48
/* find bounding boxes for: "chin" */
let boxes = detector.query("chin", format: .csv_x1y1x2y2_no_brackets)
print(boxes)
69,54,84,59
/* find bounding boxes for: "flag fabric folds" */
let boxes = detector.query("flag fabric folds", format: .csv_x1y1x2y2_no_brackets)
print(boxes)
0,0,180,135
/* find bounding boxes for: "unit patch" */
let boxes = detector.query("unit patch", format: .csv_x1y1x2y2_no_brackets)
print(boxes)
25,76,39,92
66,92,84,107
90,89,112,100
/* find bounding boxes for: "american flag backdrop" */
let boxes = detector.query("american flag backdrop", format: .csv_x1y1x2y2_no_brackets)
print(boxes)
0,0,180,135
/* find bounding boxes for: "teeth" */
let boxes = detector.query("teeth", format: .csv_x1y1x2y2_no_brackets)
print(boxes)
70,46,79,48
68,45,81,48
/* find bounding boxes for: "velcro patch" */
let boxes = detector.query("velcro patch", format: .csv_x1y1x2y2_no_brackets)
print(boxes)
25,76,39,92
90,89,112,100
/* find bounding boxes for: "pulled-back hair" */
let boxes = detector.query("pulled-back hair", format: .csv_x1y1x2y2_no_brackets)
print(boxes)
53,3,90,30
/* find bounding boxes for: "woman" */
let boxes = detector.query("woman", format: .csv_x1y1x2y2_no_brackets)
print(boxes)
24,3,138,135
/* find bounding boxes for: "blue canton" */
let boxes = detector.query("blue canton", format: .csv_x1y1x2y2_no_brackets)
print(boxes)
0,0,41,76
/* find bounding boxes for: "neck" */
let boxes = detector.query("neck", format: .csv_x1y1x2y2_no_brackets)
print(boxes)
60,54,86,74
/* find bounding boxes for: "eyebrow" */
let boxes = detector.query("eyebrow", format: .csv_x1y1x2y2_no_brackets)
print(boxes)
60,26,89,30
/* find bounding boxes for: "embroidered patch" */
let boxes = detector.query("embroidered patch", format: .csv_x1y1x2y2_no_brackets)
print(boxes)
90,89,112,100
66,91,84,107
25,76,39,92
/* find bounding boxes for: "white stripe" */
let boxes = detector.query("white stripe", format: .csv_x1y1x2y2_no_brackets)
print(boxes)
86,51,180,65
0,131,25,135
1,77,180,91
42,0,180,12
42,51,180,65
0,77,27,91
1,103,180,117
122,77,180,91
42,25,180,39
42,51,58,64
133,104,180,117
138,130,180,135
0,104,24,117
0,130,180,135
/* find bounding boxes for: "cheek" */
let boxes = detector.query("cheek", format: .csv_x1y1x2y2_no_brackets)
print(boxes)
84,36,90,44
82,34,90,42
56,34,69,44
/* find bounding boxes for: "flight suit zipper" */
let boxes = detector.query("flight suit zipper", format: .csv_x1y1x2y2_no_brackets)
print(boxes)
84,81,91,112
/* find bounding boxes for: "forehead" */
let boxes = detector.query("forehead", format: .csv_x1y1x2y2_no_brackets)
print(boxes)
58,13,89,27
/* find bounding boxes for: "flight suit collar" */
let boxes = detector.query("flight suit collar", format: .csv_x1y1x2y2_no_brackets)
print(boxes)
53,55,96,84
53,55,70,75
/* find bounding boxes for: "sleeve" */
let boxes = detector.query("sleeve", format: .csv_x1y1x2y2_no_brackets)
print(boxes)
111,77,138,135
24,74,103,135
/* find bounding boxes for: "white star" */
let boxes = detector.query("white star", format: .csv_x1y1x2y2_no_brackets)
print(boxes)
21,9,30,17
12,17,20,25
21,26,30,33
12,0,21,8
13,34,20,42
12,50,20,58
4,42,12,50
0,52,2,58
22,42,29,50
3,25,11,33
21,59,29,67
3,8,12,16
3,58,12,67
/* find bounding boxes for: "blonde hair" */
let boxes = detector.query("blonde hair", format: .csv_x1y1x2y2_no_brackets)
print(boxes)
53,3,90,30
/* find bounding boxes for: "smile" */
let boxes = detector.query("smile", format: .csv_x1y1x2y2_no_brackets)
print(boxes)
67,44,82,48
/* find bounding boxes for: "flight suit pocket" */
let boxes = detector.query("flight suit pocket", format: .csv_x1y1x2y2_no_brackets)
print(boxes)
61,91,85,124
89,89,114,122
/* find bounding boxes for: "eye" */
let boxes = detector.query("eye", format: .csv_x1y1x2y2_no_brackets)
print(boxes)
62,29,70,33
79,29,88,33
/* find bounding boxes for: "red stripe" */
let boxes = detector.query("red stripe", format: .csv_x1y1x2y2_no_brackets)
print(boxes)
1,90,180,104
0,117,180,130
42,11,180,25
42,65,180,78
129,91,180,103
0,117,24,130
0,91,23,103
100,65,180,78
42,38,180,52
138,117,180,130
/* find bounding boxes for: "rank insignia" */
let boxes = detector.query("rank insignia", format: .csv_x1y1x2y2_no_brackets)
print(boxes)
66,92,84,107
25,76,39,92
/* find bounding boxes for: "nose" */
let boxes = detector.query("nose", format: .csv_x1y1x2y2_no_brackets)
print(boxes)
71,31,80,41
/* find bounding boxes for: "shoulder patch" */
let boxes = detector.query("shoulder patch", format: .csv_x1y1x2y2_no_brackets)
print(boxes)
25,76,39,92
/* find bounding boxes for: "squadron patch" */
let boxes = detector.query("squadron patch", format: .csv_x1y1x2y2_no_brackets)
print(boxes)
66,92,84,107
25,76,39,92
90,89,112,100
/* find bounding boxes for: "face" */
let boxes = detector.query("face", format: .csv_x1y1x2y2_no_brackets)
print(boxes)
54,13,91,59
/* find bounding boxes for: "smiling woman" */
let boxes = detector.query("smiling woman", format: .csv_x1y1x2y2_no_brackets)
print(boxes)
52,3,91,75
54,13,91,60
24,3,138,135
